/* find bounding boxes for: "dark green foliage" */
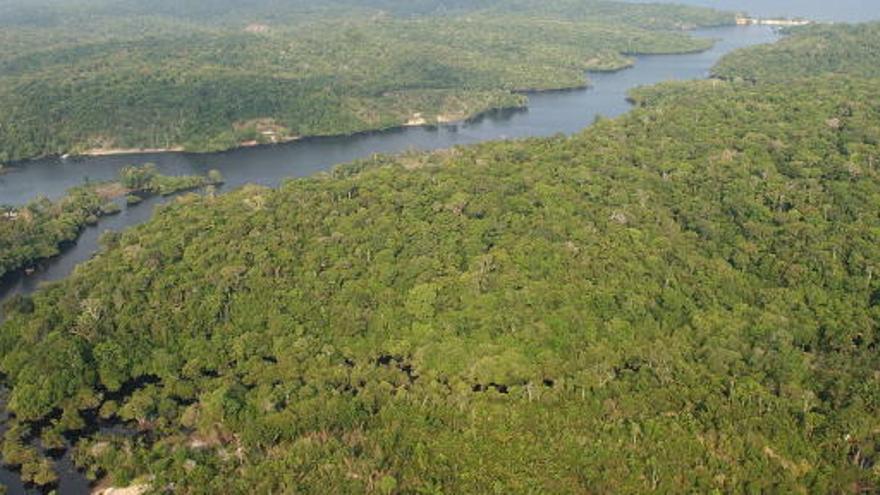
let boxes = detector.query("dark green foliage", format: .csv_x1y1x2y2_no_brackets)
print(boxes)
0,165,222,280
120,163,223,196
0,187,107,280
0,0,733,163
2,69,880,491
1,422,57,487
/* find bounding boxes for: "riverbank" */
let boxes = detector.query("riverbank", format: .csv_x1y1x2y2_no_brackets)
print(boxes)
77,134,306,158
0,25,780,209
8,101,530,170
76,147,185,157
0,24,782,494
0,32,732,170
0,166,223,284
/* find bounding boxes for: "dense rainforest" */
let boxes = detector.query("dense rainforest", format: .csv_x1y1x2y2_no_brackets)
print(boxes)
1,21,879,493
0,0,735,164
0,165,222,281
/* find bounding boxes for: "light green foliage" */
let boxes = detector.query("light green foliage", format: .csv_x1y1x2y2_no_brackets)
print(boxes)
0,0,734,163
4,15,880,495
2,69,879,491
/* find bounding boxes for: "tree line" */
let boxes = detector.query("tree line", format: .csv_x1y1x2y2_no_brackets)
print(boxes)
0,164,222,282
0,0,734,164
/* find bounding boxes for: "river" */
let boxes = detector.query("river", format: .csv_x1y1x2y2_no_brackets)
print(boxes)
0,25,778,302
653,0,879,23
0,21,793,495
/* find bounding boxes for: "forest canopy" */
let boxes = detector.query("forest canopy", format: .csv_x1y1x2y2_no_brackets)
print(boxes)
713,22,880,81
0,0,735,163
0,165,222,281
1,21,879,493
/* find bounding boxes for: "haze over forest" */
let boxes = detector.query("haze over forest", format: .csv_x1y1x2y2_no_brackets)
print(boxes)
640,0,878,22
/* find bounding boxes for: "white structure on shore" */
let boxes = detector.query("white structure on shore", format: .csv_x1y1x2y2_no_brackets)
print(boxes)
736,16,812,27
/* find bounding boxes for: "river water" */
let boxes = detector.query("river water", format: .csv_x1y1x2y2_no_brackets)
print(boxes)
0,25,778,303
3,0,877,489
0,22,782,495
657,0,879,23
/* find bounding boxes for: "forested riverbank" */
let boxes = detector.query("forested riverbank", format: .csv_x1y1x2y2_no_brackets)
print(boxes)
1,21,878,494
0,165,222,282
0,0,736,164
713,22,880,81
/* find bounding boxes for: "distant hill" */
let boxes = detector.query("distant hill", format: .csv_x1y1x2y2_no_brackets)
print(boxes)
0,0,734,163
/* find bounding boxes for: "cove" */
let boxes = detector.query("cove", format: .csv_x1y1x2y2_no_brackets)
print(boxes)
0,24,777,494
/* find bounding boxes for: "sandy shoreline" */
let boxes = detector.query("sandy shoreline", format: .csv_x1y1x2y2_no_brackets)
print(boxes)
72,136,305,159
74,147,186,157
18,98,526,166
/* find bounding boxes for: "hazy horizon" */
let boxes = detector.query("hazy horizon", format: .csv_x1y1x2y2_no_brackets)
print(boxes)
640,0,877,23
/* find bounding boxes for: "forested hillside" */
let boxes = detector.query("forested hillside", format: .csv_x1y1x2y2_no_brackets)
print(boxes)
1,23,879,493
0,0,734,163
713,21,880,81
